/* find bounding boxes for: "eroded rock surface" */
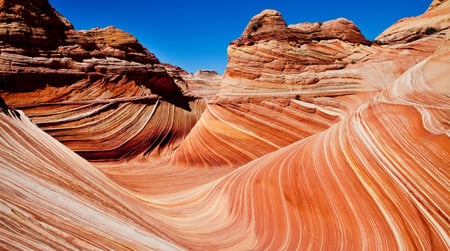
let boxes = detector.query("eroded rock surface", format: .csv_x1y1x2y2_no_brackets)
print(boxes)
170,4,448,169
0,0,204,161
182,70,222,100
375,0,450,44
0,0,448,250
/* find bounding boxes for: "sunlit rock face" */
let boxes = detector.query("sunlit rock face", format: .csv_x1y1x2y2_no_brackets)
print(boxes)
0,0,205,161
171,3,449,168
0,107,182,250
222,7,448,94
183,70,222,100
0,0,449,250
375,0,450,44
0,0,73,49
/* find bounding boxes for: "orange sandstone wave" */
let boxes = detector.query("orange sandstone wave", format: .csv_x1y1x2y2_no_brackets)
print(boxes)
0,0,449,250
1,46,447,249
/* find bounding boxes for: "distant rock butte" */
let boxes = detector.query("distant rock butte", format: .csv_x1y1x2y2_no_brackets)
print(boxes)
182,70,222,100
193,69,220,78
0,0,449,250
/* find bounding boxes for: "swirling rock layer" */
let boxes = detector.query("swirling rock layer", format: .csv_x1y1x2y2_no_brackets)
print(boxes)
171,3,449,170
0,109,186,250
1,76,205,161
375,0,450,44
0,0,204,161
0,0,449,250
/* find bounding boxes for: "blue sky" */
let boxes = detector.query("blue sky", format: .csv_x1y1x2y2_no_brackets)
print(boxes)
49,0,431,74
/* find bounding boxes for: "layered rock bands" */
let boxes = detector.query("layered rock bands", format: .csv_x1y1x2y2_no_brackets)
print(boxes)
0,0,448,250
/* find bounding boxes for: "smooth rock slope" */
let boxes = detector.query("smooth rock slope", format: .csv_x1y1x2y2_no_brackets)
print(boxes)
169,3,449,169
0,0,449,250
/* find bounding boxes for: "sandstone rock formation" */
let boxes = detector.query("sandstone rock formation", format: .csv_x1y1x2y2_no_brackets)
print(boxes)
0,0,204,161
170,4,448,169
0,0,449,250
375,0,450,44
0,107,183,250
0,0,72,49
182,69,221,100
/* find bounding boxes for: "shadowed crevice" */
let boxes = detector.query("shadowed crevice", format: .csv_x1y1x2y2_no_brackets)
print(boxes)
0,96,20,118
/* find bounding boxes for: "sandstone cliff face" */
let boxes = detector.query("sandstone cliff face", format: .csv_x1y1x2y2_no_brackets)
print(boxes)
0,0,72,49
235,10,370,46
0,0,204,161
170,4,449,168
375,0,450,44
223,10,371,93
222,8,448,94
0,0,189,96
0,0,449,250
0,11,178,93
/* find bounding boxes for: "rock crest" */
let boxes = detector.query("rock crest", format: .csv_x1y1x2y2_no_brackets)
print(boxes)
0,0,73,48
375,0,450,44
233,9,370,46
0,0,183,95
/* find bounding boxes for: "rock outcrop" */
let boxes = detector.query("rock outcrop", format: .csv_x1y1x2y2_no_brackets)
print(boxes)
221,8,447,95
0,0,205,161
375,0,450,44
235,10,370,46
182,70,222,100
0,0,73,49
0,0,449,250
0,0,191,98
170,4,448,168
0,0,186,96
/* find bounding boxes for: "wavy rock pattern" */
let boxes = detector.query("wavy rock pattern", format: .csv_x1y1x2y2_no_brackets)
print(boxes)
0,0,205,161
169,93,373,168
2,77,205,161
0,109,182,250
1,44,448,249
0,0,449,250
187,66,449,249
375,0,450,44
169,5,448,169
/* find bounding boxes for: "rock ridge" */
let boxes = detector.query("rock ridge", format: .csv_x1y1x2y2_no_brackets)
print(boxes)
375,0,450,44
232,9,371,47
221,6,449,95
0,0,204,161
0,0,73,49
0,0,185,96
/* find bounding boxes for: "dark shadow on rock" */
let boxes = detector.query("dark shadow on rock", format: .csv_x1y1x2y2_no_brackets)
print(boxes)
159,92,198,112
126,72,198,112
0,73,98,92
0,96,20,119
0,71,198,112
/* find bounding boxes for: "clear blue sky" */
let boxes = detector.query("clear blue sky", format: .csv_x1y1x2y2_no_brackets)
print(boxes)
49,0,431,74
